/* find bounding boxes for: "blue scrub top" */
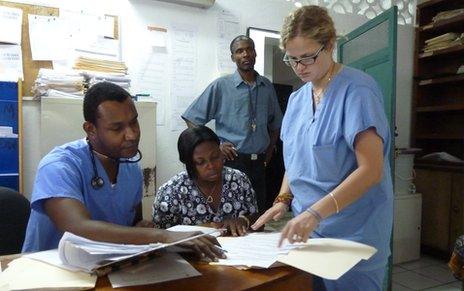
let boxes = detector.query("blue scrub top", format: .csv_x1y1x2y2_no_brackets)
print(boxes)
281,66,393,271
182,70,283,154
22,139,143,252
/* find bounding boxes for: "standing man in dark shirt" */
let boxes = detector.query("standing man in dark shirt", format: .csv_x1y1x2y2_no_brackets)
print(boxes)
182,35,283,214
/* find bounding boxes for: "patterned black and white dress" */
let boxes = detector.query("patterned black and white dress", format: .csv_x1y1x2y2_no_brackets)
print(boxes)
152,167,258,229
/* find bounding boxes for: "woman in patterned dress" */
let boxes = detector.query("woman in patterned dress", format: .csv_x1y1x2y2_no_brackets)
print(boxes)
153,125,258,236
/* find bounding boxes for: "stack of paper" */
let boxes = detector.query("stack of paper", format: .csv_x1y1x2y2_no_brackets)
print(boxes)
83,71,131,91
32,68,85,99
57,232,164,274
423,32,464,53
432,8,464,23
74,56,128,74
212,232,377,280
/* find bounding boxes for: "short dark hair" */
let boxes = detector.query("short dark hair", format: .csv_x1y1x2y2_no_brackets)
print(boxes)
83,82,132,124
178,125,220,179
230,35,255,54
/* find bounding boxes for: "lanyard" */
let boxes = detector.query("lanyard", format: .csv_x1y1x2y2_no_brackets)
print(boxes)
247,83,258,132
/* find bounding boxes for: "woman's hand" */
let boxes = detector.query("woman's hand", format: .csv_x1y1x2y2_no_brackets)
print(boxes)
251,202,288,230
219,142,238,161
278,211,319,247
212,217,248,237
164,230,226,262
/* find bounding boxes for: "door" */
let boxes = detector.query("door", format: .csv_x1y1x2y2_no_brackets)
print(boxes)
337,6,397,165
337,7,397,291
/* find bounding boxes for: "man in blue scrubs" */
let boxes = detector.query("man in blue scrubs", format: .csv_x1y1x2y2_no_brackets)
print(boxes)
22,82,225,262
182,35,283,214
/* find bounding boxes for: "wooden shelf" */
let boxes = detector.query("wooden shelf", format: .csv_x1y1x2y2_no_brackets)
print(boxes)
419,44,464,58
415,133,463,140
415,160,464,172
418,74,464,85
417,0,449,9
419,14,464,32
416,104,464,112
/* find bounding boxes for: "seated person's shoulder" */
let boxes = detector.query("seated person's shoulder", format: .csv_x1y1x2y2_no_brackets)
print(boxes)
224,166,248,181
158,171,191,193
40,139,88,168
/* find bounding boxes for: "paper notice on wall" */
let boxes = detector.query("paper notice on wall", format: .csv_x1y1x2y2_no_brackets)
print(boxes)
0,44,23,81
0,6,22,45
148,26,168,48
131,49,168,125
217,9,240,74
28,15,69,60
170,23,198,131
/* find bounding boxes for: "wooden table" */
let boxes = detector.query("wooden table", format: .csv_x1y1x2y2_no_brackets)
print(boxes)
1,254,312,290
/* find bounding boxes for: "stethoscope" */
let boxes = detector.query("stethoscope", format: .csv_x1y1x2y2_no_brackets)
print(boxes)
88,142,142,189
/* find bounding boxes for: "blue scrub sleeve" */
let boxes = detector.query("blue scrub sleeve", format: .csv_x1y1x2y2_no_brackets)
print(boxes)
343,86,389,152
31,160,84,214
182,81,219,125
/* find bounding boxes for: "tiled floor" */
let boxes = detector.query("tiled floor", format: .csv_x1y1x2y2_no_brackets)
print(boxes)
393,256,462,290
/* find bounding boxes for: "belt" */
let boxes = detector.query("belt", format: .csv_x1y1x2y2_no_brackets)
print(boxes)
237,153,265,161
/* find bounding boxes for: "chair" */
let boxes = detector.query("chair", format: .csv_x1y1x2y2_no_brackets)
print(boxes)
0,186,31,255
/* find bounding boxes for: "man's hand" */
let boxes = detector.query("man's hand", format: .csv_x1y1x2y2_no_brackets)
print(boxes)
220,142,238,161
251,202,288,230
164,231,226,262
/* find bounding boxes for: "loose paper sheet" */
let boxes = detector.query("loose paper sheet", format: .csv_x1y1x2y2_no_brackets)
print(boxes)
277,238,377,280
211,233,377,280
0,257,96,290
0,44,23,81
108,252,201,287
28,14,69,60
0,6,22,45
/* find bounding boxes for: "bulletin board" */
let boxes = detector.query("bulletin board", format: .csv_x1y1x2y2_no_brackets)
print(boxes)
0,2,120,96
0,1,58,96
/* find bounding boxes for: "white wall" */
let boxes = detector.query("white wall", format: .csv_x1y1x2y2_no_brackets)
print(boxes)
11,0,414,196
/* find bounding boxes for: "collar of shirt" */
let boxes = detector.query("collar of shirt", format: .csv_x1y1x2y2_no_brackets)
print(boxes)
232,70,265,88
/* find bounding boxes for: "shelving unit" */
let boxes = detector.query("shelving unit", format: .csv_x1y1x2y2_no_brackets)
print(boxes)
412,0,464,258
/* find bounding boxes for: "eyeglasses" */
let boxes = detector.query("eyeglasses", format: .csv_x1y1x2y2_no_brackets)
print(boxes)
283,45,325,67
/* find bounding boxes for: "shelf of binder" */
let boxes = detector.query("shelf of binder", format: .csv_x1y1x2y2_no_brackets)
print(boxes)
0,81,21,191
74,56,128,75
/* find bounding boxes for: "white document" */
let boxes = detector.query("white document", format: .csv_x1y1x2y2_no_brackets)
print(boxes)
0,257,96,290
277,238,377,280
170,23,198,131
0,126,17,138
0,44,23,81
212,232,377,280
148,27,168,48
217,9,240,74
28,14,69,61
108,252,200,287
103,15,115,39
167,224,222,237
212,232,301,268
0,6,22,45
58,232,162,273
131,49,168,125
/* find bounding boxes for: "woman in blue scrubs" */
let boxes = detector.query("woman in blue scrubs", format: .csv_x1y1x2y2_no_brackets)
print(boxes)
252,5,393,290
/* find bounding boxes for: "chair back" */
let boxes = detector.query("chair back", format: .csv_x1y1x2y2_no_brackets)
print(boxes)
0,186,31,255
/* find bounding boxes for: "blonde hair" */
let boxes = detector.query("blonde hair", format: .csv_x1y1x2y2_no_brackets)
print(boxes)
280,5,336,50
